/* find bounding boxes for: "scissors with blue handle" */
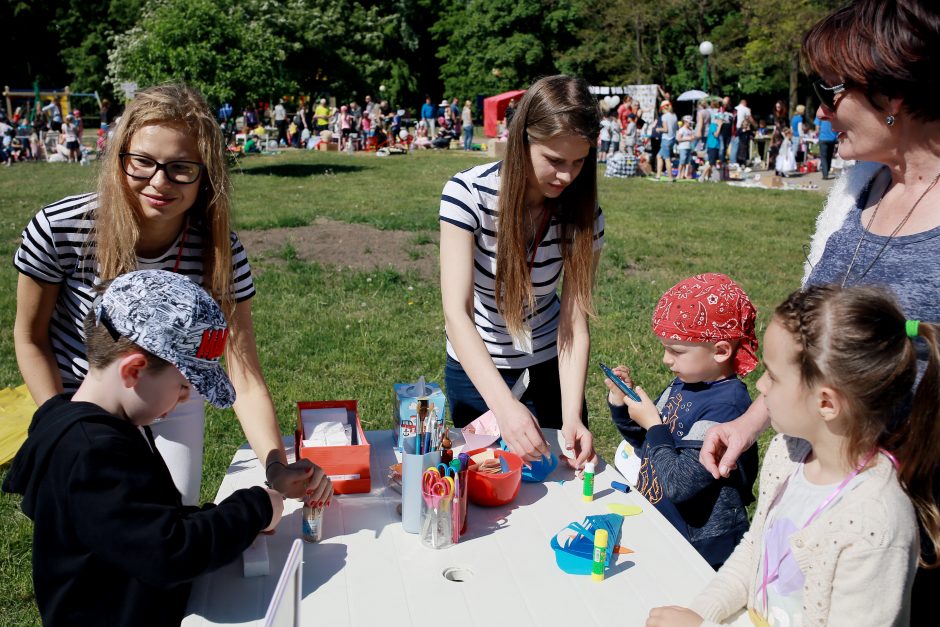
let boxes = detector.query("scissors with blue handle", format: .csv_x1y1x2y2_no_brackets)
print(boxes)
434,463,458,480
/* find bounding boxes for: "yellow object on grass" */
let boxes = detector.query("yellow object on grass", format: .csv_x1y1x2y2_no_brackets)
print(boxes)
0,385,37,465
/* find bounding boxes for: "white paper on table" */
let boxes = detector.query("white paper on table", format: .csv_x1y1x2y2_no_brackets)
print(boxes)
614,439,641,485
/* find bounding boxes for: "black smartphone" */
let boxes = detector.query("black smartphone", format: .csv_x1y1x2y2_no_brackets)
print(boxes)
598,362,642,402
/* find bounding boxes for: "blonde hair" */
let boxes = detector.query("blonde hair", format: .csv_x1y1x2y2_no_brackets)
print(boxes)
495,75,600,338
95,83,235,317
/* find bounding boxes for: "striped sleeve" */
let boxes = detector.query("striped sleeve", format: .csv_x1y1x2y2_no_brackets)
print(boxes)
439,174,481,233
14,208,65,284
593,206,606,252
230,232,256,303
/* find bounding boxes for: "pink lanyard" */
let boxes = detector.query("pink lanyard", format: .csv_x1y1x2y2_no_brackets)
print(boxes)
758,448,882,616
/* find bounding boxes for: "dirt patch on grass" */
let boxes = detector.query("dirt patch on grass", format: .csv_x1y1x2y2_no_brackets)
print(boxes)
239,217,439,279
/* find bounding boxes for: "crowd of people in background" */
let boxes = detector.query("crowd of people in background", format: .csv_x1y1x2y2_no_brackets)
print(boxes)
0,98,101,166
226,93,478,154
1,86,838,177
601,92,838,183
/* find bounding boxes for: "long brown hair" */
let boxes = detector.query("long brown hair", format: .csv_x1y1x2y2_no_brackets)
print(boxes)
774,284,940,567
495,75,600,338
802,0,940,122
94,83,235,317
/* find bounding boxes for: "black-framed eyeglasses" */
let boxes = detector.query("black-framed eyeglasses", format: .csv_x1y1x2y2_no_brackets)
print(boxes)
813,79,847,111
119,152,205,184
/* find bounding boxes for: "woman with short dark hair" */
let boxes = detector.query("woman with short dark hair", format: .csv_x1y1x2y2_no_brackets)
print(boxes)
699,1,940,620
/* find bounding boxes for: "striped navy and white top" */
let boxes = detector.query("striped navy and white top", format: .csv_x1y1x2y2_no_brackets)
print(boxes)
440,161,604,369
14,193,256,389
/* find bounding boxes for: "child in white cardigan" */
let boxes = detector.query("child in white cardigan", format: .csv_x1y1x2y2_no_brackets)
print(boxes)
647,284,940,627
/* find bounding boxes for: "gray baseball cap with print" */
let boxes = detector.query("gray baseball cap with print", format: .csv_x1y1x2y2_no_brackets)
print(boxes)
93,270,236,408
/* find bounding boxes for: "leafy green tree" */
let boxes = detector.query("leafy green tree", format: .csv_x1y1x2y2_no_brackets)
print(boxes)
53,0,143,98
731,0,841,112
2,0,71,88
107,0,297,106
432,0,580,99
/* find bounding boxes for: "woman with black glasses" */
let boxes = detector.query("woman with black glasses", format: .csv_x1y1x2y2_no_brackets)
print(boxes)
697,0,940,621
13,84,332,509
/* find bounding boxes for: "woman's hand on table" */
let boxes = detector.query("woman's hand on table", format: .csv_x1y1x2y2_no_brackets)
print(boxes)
646,606,704,627
494,399,550,462
262,487,285,533
560,420,596,470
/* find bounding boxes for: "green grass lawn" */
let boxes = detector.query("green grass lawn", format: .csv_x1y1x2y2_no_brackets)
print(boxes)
0,149,822,624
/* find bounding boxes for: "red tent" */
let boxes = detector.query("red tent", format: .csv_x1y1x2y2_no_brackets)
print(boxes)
483,89,526,138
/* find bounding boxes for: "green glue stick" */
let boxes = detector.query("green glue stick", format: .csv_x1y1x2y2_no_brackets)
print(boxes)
591,528,608,581
582,461,595,502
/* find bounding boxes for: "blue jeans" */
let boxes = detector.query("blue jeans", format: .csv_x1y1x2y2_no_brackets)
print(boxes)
658,137,675,159
444,355,588,429
463,125,474,150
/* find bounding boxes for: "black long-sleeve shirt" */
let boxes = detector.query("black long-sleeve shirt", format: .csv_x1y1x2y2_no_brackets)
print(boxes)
3,395,273,626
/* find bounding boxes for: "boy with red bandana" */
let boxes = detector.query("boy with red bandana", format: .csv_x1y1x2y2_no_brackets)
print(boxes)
605,273,759,568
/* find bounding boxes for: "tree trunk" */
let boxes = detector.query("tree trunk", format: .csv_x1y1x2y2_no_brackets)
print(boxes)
789,53,799,116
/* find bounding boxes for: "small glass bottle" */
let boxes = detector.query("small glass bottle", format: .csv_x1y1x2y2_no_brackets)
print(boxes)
302,503,324,543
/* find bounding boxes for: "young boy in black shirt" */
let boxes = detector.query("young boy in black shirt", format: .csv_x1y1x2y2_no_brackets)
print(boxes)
3,270,284,626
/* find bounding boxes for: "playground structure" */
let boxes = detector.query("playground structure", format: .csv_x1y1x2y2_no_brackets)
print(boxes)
3,85,100,123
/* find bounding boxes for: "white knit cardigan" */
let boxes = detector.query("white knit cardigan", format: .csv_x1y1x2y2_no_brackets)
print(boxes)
689,434,918,627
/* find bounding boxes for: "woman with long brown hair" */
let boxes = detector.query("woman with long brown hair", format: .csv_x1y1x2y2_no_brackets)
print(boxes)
13,84,332,507
439,75,603,467
700,0,940,616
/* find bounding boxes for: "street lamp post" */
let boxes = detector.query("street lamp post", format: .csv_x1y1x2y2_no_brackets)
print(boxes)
699,41,714,93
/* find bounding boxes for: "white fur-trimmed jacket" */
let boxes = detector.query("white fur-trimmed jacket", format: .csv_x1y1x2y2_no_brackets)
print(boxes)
802,161,884,285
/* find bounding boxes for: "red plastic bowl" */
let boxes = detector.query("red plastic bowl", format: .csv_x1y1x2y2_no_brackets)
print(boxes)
465,448,523,507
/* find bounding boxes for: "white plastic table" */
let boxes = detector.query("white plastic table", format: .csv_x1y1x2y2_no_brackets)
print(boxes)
184,430,746,626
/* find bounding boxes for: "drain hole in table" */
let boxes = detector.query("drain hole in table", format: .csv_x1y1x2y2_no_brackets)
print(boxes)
442,567,473,582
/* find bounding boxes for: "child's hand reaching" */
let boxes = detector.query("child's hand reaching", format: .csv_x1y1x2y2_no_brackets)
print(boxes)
603,365,635,406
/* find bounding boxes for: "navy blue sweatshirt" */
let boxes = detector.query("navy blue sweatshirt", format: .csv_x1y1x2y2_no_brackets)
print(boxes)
610,377,758,568
2,395,273,627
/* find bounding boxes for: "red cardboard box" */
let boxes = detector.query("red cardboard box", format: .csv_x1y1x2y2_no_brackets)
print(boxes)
295,400,371,494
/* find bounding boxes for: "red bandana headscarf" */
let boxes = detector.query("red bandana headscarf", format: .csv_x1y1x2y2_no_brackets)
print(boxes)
651,273,759,377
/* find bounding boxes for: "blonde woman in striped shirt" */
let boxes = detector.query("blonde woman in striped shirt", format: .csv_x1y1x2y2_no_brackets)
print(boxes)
13,84,331,507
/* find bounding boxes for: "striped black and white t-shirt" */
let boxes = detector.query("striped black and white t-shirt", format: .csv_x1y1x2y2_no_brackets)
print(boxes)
440,161,604,369
14,193,256,389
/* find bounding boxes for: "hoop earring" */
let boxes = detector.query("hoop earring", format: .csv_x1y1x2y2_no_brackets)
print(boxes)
886,115,895,126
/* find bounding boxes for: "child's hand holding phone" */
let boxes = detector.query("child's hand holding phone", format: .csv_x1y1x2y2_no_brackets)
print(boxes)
601,363,636,406
600,362,661,430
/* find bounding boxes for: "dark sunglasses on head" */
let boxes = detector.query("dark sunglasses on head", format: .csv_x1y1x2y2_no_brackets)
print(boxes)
813,79,847,111
120,152,205,184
